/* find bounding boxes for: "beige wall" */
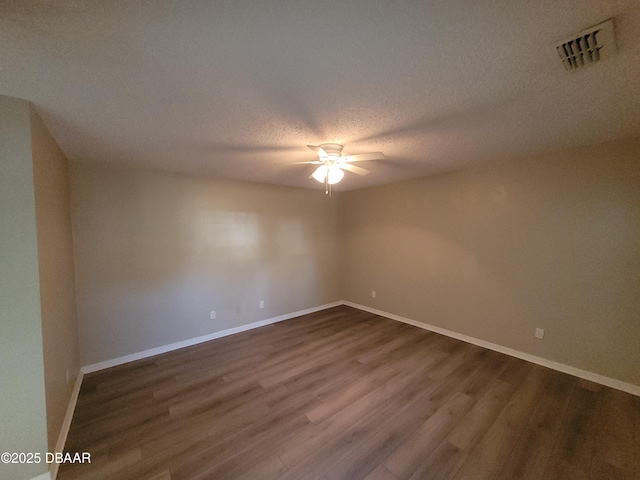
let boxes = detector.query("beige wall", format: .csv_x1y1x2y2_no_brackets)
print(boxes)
31,108,81,452
70,162,342,366
0,96,49,479
342,137,640,387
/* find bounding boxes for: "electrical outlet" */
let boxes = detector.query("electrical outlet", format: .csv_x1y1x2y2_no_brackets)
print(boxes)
259,301,264,309
236,305,241,314
372,291,376,298
210,310,216,319
65,368,70,385
535,327,544,339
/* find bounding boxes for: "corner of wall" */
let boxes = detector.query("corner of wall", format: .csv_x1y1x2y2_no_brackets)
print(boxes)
0,94,49,480
30,106,82,453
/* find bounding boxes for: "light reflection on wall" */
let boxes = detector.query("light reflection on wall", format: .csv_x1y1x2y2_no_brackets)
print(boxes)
71,163,343,366
193,210,259,261
271,218,320,310
185,210,325,323
277,219,309,257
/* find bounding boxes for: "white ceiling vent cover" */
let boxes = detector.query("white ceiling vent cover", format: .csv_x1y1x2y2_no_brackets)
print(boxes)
555,19,617,72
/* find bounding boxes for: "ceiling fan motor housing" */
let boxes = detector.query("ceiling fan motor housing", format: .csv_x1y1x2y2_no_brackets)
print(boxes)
319,143,344,157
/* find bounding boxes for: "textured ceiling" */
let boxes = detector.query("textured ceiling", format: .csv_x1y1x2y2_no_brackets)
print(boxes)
1,0,640,191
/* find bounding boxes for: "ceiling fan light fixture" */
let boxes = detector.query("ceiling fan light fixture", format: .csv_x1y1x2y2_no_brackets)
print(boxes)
312,164,344,184
312,165,327,183
328,165,344,184
303,143,383,194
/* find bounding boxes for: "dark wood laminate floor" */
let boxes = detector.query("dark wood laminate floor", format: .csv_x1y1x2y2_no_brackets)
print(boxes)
58,306,639,480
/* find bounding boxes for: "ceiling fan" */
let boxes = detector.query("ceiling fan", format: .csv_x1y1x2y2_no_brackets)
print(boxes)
296,143,385,195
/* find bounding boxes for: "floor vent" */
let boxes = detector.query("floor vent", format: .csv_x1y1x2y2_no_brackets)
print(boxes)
555,19,617,72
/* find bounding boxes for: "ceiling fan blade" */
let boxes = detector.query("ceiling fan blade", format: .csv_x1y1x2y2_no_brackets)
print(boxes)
291,160,324,164
341,152,385,162
307,145,329,158
341,163,370,176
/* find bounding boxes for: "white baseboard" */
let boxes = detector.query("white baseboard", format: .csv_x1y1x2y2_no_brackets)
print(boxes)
82,301,343,374
344,301,640,397
48,369,84,480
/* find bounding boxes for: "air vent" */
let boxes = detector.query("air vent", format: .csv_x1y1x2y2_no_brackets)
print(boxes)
555,19,617,72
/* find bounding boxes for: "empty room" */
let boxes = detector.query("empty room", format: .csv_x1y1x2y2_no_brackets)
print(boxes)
1,1,639,480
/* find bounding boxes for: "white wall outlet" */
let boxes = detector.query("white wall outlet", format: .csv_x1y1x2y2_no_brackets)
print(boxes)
210,310,216,319
259,301,264,309
236,305,241,314
535,327,544,339
372,290,376,298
